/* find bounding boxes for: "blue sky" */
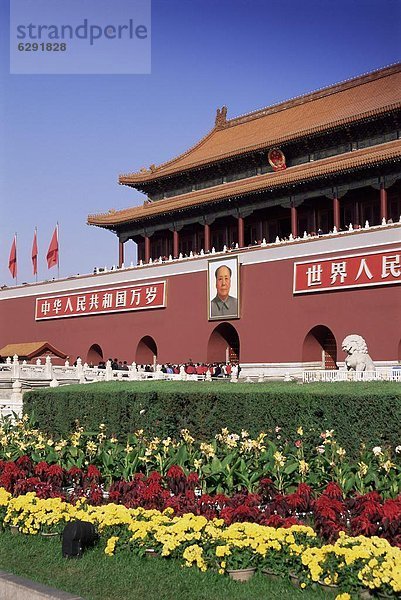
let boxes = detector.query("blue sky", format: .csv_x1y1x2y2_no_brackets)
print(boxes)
1,0,400,285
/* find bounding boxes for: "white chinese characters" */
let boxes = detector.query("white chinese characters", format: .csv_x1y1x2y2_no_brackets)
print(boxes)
36,282,166,320
298,250,401,294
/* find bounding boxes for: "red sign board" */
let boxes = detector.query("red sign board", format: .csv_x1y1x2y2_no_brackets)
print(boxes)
35,281,167,320
293,249,401,294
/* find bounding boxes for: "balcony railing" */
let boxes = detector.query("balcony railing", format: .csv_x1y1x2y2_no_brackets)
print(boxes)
302,368,401,383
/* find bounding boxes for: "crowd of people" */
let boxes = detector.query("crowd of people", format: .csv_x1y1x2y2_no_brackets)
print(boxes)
89,358,239,378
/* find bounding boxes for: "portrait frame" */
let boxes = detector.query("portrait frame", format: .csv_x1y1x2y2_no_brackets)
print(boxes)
207,255,240,321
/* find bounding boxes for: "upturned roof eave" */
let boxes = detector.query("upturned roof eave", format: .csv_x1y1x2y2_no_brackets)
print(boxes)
88,140,401,230
118,102,401,188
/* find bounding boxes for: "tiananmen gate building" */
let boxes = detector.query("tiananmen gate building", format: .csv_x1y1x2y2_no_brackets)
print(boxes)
1,63,401,375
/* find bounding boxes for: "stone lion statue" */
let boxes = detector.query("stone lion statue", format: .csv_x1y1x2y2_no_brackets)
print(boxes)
342,335,375,371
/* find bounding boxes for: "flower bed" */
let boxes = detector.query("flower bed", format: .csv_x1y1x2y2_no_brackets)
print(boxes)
2,457,401,548
1,487,401,597
1,416,401,498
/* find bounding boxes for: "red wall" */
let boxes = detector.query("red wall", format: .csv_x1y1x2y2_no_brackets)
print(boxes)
1,245,400,365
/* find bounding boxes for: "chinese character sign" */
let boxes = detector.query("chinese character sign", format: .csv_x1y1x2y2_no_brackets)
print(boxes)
293,250,401,294
35,281,166,320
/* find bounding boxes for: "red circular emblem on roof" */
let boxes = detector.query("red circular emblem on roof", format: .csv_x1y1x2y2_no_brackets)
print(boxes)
268,148,287,171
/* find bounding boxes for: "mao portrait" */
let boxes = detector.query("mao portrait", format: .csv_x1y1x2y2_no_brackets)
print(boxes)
208,257,240,320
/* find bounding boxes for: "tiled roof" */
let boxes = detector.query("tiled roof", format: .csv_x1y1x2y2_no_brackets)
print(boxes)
119,63,401,184
88,139,401,227
0,341,67,359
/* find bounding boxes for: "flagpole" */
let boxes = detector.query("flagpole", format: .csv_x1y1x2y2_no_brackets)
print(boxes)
35,227,38,283
57,222,60,279
15,232,18,286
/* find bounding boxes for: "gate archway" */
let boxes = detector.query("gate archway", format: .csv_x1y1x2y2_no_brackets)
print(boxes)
207,323,240,364
136,336,157,365
302,325,337,369
86,344,103,366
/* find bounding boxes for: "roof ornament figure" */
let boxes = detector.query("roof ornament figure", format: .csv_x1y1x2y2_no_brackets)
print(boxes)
215,105,228,129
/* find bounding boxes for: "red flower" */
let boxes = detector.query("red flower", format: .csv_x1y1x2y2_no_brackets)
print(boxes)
85,465,102,483
166,465,185,479
323,482,344,500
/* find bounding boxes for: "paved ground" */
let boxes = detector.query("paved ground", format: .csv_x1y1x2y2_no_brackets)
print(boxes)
0,570,83,600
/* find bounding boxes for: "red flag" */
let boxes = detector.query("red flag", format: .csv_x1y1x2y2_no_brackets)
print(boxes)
47,225,59,269
32,228,38,275
8,235,17,279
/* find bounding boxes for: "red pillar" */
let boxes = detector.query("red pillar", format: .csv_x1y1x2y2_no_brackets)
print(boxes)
204,223,210,252
118,240,124,268
173,230,179,257
144,236,150,262
380,184,388,222
291,205,298,238
238,216,245,248
333,196,340,230
258,221,263,243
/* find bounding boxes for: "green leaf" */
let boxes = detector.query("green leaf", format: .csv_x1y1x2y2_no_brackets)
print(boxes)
284,462,298,475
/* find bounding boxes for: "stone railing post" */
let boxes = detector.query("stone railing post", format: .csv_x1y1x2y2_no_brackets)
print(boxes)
105,360,113,381
12,355,20,379
76,357,84,381
11,379,22,401
129,362,138,380
44,355,53,379
230,366,238,383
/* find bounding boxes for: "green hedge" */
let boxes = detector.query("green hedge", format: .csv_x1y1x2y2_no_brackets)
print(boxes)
23,381,401,455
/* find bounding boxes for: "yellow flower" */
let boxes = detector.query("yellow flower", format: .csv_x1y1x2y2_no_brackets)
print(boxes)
180,429,194,444
299,460,309,474
381,460,395,473
199,443,215,458
273,451,286,467
297,426,304,436
358,462,368,476
104,536,119,556
216,545,230,557
86,441,97,454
